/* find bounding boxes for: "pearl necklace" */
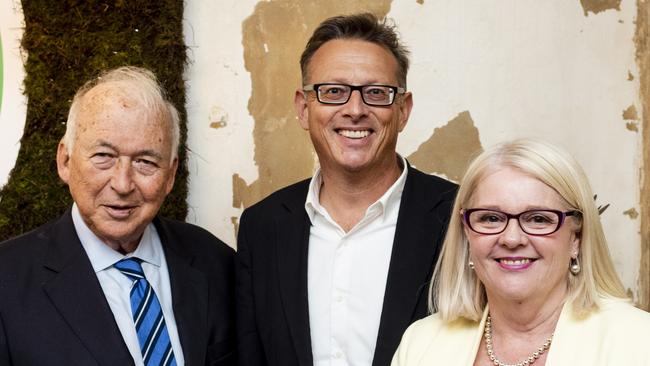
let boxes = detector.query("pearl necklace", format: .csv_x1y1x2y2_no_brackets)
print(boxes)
484,315,553,366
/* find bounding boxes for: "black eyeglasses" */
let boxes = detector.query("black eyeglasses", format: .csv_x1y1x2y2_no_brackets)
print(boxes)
462,208,581,236
303,83,406,106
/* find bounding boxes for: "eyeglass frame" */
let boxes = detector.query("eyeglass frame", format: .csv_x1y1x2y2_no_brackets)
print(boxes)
461,208,582,236
302,83,406,106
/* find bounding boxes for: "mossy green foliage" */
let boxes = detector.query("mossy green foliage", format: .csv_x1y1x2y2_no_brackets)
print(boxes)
0,0,188,240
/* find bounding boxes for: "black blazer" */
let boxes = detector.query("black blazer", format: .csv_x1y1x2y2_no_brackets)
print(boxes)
0,209,236,366
236,166,457,366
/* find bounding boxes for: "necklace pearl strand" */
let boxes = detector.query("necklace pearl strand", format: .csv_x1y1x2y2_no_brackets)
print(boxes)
484,315,553,366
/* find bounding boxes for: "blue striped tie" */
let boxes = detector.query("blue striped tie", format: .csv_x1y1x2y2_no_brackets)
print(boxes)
114,258,177,366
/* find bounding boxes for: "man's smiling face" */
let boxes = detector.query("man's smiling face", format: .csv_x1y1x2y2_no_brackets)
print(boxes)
295,39,412,174
57,85,177,250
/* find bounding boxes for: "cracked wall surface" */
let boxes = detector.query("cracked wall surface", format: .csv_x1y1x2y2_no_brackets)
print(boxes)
580,0,622,15
1,0,646,303
634,0,649,310
232,1,488,211
232,0,392,210
406,111,482,182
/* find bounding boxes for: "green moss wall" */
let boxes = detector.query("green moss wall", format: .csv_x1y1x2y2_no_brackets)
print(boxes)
0,0,188,240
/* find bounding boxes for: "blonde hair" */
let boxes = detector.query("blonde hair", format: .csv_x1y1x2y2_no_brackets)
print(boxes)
430,139,627,322
64,66,180,162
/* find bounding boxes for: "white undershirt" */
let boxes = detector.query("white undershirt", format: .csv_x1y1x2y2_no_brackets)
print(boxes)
305,156,407,366
71,204,185,366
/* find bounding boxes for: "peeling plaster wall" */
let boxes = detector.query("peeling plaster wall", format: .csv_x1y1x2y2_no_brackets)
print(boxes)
0,0,643,302
182,0,645,301
0,0,26,188
634,0,649,310
392,0,642,300
580,0,622,15
232,0,392,210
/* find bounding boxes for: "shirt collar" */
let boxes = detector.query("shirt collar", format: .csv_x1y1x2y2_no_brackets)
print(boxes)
305,155,408,224
304,171,324,223
71,203,163,272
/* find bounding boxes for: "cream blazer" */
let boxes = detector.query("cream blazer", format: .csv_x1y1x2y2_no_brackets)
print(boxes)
392,298,650,365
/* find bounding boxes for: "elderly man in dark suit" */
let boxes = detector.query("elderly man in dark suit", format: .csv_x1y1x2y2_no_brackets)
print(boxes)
236,13,457,366
0,66,235,366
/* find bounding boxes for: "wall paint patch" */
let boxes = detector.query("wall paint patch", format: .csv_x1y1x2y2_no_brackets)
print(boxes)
579,0,622,16
209,106,228,129
623,207,639,219
406,111,482,182
623,104,638,120
626,122,639,131
231,216,239,243
634,0,650,310
233,0,393,210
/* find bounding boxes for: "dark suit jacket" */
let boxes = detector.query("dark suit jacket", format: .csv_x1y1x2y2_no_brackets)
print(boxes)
236,166,457,366
0,209,236,366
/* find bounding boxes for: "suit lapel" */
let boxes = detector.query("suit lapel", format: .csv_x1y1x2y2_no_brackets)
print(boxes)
42,210,134,366
372,168,446,366
276,182,314,366
156,217,209,366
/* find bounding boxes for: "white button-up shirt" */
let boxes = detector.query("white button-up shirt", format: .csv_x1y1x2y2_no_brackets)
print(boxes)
71,204,185,366
305,157,407,366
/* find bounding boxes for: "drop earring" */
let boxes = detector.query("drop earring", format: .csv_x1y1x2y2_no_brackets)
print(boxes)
570,256,581,275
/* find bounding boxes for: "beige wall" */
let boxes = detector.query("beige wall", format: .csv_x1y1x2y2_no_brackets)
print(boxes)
635,0,649,310
0,0,27,188
183,0,647,303
0,0,646,304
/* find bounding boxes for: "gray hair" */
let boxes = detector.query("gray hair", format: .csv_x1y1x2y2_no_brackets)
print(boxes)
63,66,180,162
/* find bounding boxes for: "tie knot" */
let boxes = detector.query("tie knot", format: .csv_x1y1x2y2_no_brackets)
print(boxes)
114,257,145,281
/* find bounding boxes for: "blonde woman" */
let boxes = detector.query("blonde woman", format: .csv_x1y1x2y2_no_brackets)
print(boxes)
392,139,650,365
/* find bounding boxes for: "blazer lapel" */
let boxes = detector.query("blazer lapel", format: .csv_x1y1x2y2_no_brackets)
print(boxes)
372,168,447,366
156,218,209,366
42,210,134,366
276,184,314,366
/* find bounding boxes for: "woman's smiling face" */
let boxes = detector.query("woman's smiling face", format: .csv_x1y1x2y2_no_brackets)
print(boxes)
463,167,581,304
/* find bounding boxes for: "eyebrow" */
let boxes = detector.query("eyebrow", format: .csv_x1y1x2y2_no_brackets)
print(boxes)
473,205,560,212
94,140,164,161
321,80,389,85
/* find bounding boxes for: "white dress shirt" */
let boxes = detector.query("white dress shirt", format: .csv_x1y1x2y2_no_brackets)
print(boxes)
71,204,185,366
305,157,408,366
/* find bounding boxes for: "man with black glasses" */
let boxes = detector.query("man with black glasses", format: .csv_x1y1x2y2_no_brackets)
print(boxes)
236,13,457,366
